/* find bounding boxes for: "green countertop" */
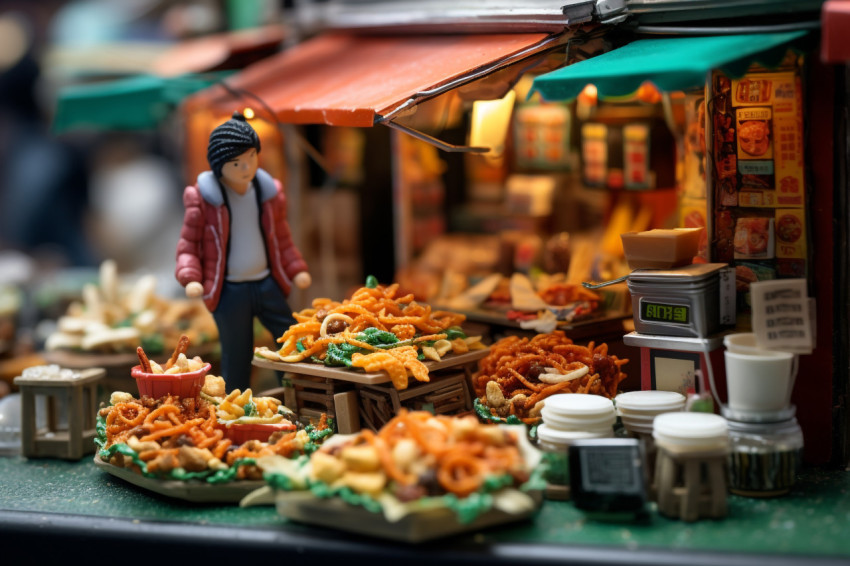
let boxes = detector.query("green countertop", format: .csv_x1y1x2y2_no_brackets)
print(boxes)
1,455,848,563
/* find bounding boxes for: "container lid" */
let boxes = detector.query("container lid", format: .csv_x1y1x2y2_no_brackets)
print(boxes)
541,406,617,430
726,416,802,437
542,393,615,418
537,423,613,445
627,263,727,284
615,390,686,412
652,412,728,441
619,413,659,424
721,404,797,423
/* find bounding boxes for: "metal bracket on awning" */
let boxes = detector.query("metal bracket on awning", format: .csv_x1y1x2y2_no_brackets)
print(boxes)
384,120,489,153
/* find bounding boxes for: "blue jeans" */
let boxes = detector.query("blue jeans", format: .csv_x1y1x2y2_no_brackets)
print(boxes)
212,276,295,391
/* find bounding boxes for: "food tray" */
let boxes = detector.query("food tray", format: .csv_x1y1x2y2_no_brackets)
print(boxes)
273,488,543,543
252,349,489,385
94,454,263,503
455,308,630,331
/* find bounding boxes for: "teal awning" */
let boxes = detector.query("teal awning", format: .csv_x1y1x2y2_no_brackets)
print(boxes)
530,31,809,101
52,72,232,133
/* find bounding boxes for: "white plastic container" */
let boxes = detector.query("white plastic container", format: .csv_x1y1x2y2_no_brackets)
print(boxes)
537,394,616,491
653,412,729,452
615,390,686,416
614,391,686,479
723,349,798,415
541,394,617,431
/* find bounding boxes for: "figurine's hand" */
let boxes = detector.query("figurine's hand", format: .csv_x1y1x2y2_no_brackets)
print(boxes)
186,281,204,298
293,272,312,289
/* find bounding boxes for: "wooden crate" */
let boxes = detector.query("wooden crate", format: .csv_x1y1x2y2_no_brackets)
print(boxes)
253,350,487,434
357,371,472,432
262,375,360,434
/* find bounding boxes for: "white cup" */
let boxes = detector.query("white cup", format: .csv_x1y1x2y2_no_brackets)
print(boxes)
723,349,798,413
723,333,770,355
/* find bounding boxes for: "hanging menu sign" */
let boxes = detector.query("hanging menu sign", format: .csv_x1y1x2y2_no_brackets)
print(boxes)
711,62,809,313
749,278,814,354
730,72,805,208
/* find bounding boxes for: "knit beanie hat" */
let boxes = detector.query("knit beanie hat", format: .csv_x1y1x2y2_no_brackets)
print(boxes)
207,112,261,178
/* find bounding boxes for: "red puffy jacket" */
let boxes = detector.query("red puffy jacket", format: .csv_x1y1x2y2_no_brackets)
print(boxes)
175,168,308,311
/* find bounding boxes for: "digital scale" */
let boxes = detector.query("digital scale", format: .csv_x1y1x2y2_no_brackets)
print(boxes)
623,263,735,397
628,263,736,339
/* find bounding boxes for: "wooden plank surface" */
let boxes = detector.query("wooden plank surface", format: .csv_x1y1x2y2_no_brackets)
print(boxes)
253,348,489,385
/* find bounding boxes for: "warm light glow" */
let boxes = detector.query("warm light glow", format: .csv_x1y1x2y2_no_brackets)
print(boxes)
635,82,662,104
243,107,255,119
582,84,598,99
470,89,517,157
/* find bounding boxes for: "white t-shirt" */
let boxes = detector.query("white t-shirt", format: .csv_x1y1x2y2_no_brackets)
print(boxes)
224,183,269,282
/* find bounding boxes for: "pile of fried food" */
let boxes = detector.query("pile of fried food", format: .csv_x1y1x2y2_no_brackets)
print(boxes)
255,277,485,390
46,259,217,355
473,331,628,424
135,335,207,375
98,346,332,481
536,282,600,308
253,410,541,522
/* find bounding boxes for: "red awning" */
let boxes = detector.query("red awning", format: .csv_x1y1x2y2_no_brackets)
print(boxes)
821,0,850,63
152,25,287,77
188,32,567,128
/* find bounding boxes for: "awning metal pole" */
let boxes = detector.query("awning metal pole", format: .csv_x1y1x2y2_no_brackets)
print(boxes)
384,120,489,153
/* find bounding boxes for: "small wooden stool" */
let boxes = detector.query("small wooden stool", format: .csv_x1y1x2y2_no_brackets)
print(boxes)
14,367,105,460
654,444,728,522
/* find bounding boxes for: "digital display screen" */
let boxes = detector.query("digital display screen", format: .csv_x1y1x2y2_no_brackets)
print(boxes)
640,300,690,324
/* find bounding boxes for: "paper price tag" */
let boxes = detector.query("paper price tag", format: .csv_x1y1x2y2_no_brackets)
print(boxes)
749,278,814,354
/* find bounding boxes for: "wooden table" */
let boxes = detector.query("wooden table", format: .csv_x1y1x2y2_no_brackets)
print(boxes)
252,349,489,433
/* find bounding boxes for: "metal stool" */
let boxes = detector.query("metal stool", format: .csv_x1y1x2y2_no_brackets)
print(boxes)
14,367,105,460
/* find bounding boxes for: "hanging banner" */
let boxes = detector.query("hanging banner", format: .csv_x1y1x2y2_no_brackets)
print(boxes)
711,63,808,313
729,72,805,208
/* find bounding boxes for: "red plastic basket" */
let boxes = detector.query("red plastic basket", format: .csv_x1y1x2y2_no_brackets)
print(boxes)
131,363,211,399
224,422,297,444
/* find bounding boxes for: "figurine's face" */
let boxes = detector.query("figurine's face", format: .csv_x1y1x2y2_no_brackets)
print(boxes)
219,148,259,194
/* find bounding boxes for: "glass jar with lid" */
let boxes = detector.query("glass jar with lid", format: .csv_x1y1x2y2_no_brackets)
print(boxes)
727,417,804,497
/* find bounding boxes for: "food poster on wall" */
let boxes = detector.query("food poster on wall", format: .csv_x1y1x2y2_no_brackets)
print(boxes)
513,103,576,171
710,66,808,311
679,92,709,260
580,121,654,190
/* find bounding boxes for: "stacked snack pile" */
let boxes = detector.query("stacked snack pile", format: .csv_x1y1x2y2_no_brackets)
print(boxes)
257,409,542,524
97,339,331,482
255,277,485,390
474,331,629,424
46,259,217,355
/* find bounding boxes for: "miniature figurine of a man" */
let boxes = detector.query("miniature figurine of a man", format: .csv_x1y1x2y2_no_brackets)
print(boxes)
176,112,310,390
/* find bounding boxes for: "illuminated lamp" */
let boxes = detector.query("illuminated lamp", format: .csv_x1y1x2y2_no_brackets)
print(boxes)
469,89,517,157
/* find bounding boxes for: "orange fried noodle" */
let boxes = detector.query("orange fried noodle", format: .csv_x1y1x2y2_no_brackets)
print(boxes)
364,410,526,497
276,281,466,362
474,331,628,420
